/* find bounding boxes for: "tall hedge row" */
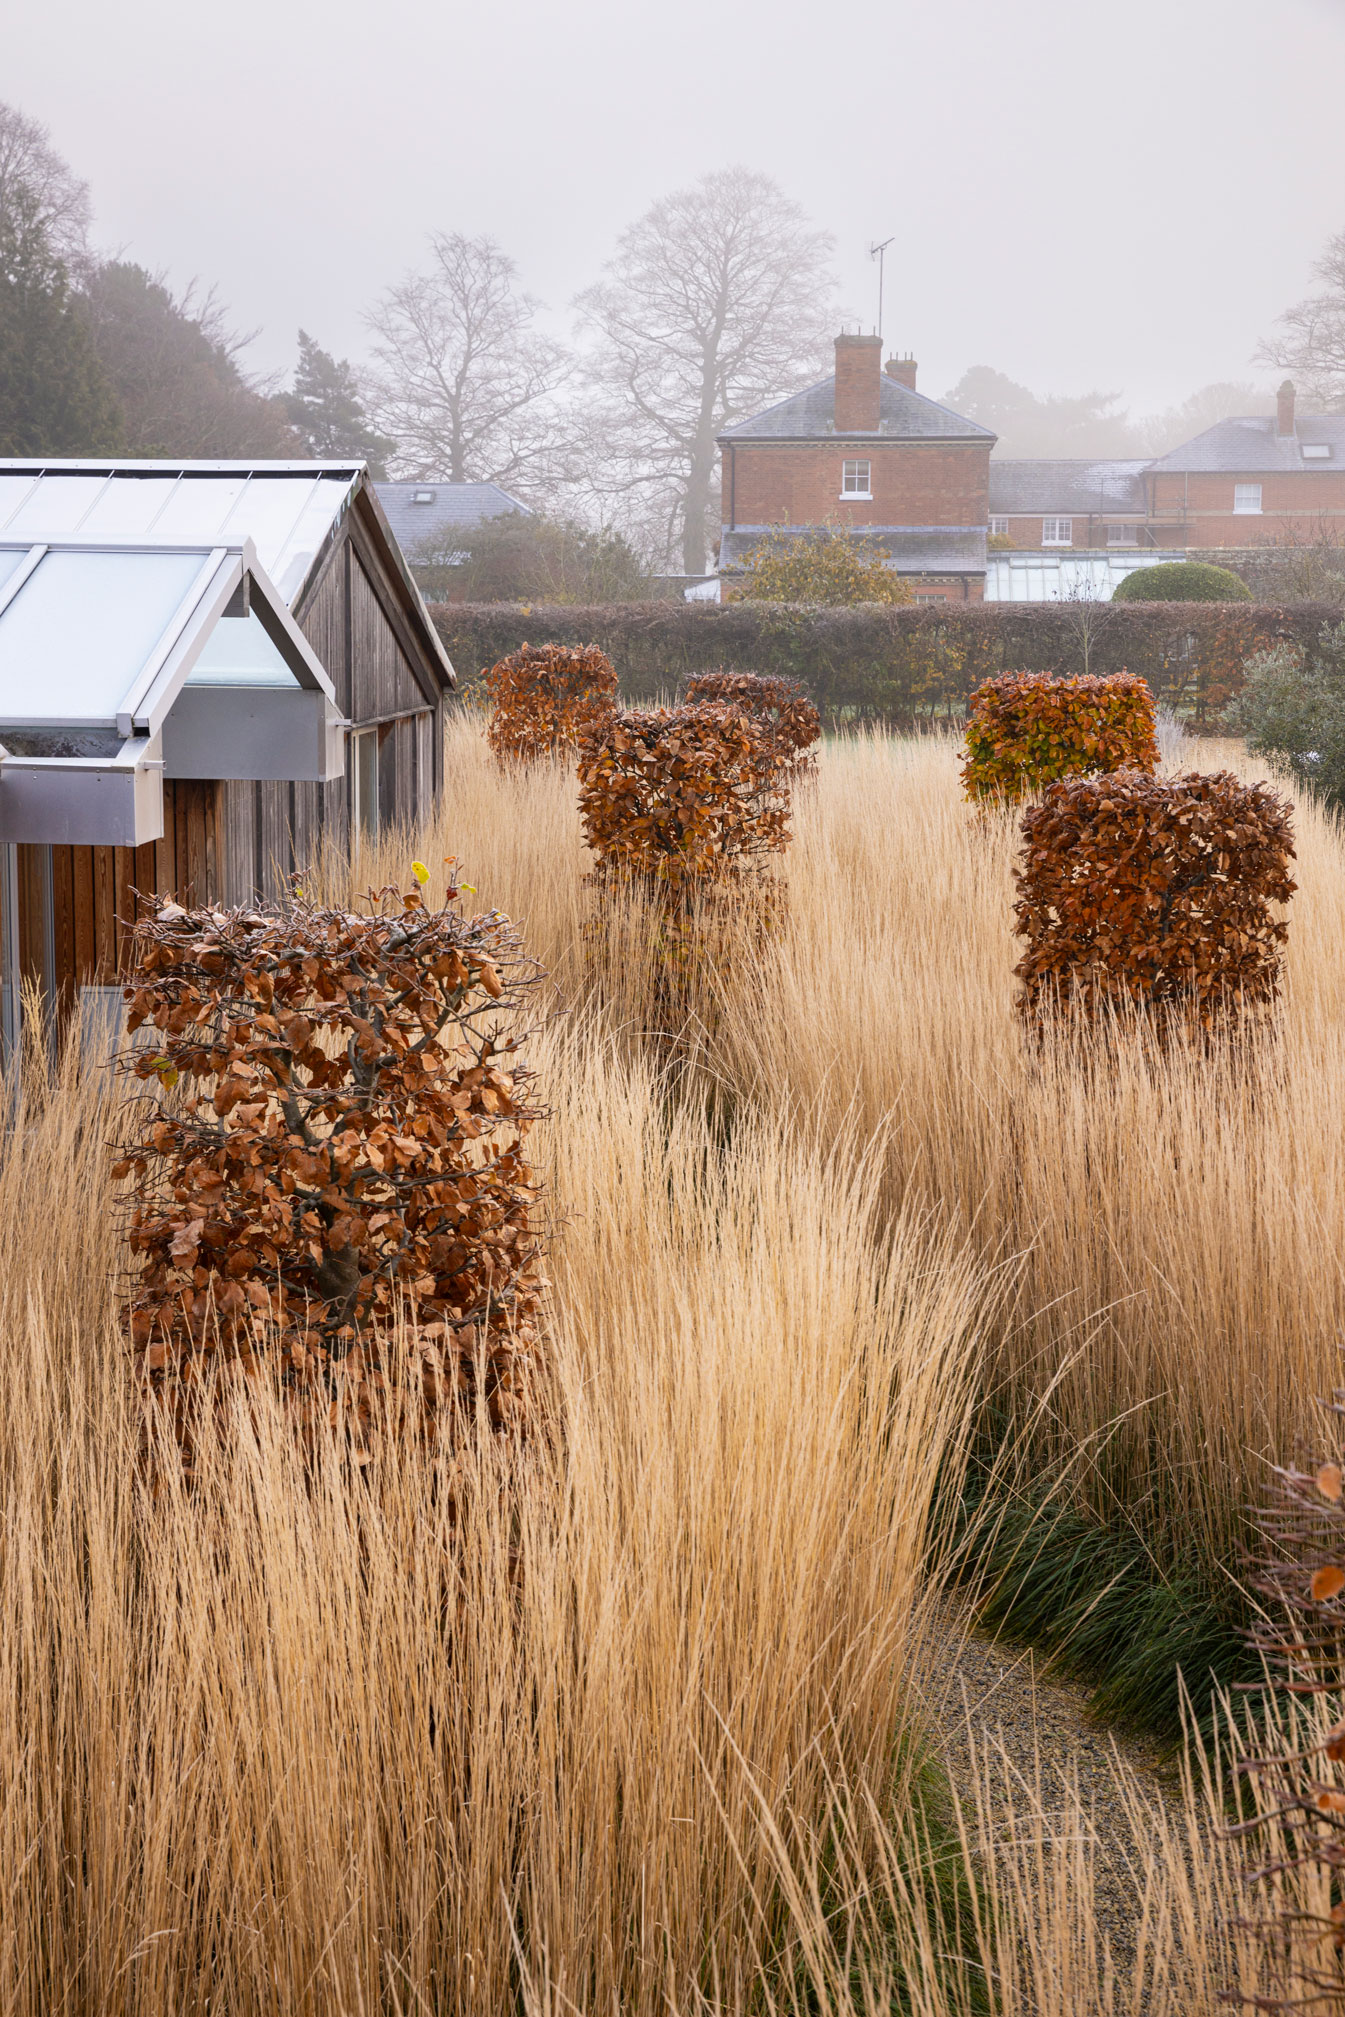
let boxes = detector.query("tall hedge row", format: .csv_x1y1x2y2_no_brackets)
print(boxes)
432,600,1339,727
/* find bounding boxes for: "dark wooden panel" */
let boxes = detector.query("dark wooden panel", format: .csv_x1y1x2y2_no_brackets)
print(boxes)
255,781,293,904
351,559,431,725
50,847,76,1003
17,846,46,989
297,546,351,718
70,847,96,983
218,780,255,907
94,844,117,982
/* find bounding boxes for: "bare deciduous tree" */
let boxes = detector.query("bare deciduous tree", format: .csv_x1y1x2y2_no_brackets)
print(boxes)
1257,229,1345,409
575,167,836,574
0,101,91,264
365,234,571,493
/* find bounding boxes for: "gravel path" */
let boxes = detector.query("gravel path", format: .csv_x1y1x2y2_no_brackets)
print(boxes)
923,1612,1188,1995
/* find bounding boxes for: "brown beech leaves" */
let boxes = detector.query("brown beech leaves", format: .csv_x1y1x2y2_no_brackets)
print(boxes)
1014,769,1296,1032
962,671,1160,803
485,641,617,763
114,879,546,1453
576,703,793,898
682,670,821,791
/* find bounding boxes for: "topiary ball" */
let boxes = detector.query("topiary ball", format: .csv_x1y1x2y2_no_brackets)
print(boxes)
1111,561,1253,604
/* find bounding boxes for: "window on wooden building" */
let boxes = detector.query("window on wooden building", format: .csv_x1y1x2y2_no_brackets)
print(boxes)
841,459,872,498
352,729,380,840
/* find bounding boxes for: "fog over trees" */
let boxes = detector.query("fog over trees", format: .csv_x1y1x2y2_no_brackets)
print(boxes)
0,94,1336,565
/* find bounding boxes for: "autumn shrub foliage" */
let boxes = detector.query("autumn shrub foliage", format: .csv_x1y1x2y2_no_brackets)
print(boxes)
485,640,617,763
115,878,545,1452
576,704,791,899
961,670,1160,802
682,669,820,787
1014,769,1296,1031
1229,1416,1345,2008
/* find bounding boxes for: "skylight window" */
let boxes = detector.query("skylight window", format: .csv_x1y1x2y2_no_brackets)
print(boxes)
412,489,436,504
1302,444,1332,460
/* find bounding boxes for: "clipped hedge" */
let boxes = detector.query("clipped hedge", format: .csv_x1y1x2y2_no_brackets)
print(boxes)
1111,560,1254,603
1014,769,1297,1033
961,672,1159,803
484,640,617,763
434,599,1338,727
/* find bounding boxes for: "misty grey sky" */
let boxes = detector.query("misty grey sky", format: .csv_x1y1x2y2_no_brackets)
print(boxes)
8,0,1345,417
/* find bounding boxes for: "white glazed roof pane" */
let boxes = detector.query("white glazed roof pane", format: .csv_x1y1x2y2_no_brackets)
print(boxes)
212,475,329,584
270,475,355,601
0,548,208,722
0,548,28,597
186,613,300,688
0,476,39,527
148,475,251,543
71,475,187,538
1,475,111,536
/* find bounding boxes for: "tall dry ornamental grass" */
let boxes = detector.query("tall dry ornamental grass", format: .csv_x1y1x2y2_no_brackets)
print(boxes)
3,710,1342,2012
0,1004,995,2013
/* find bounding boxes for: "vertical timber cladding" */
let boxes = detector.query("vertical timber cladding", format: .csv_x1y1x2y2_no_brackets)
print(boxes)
213,520,442,908
17,782,220,996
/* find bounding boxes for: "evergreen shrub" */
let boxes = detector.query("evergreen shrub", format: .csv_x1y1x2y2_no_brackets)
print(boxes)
1111,560,1254,603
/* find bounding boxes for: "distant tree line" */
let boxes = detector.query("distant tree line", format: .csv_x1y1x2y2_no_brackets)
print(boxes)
6,96,1345,582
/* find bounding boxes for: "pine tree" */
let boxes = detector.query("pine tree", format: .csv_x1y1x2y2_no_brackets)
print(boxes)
286,330,394,476
0,189,121,454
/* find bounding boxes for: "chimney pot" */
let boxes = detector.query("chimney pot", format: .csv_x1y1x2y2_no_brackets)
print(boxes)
833,332,883,431
885,354,918,391
1277,379,1296,437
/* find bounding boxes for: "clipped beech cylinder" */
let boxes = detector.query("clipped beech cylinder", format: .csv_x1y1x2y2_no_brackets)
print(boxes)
485,640,617,763
114,879,546,1452
576,703,791,897
1014,768,1296,1031
962,670,1160,803
682,670,820,788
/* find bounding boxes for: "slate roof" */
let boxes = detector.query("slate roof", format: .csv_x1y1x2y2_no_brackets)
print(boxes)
1146,415,1345,473
989,459,1149,516
718,375,995,443
719,524,987,575
375,480,530,558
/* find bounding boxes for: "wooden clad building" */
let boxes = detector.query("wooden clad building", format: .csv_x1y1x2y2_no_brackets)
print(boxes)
0,459,456,1040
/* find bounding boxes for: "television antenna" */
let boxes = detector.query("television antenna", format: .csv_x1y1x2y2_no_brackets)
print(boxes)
869,237,895,341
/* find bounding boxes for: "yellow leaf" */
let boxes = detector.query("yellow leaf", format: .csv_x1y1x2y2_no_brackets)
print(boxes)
411,860,429,886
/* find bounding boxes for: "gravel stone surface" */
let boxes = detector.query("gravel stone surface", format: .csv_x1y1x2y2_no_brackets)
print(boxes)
924,1614,1188,1995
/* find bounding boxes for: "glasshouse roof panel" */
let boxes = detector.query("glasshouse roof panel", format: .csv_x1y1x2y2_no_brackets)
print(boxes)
0,547,214,726
0,463,364,607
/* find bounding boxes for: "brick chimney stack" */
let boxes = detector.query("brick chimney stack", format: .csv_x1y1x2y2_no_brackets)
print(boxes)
1278,379,1296,437
885,354,918,391
834,332,883,431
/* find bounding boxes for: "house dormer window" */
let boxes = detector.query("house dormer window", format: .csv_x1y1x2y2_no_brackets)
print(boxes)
1234,483,1262,514
840,458,872,499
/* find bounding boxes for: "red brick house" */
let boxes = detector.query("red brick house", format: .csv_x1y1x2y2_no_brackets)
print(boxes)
987,382,1345,560
717,334,994,601
1143,382,1345,547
